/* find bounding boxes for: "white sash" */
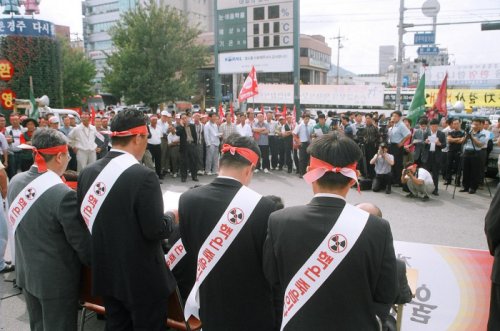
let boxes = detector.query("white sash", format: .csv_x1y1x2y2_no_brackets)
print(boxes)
280,203,369,330
80,153,138,233
95,131,105,143
8,170,63,233
184,185,262,320
165,238,186,270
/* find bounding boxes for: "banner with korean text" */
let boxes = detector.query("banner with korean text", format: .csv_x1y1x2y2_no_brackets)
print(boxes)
425,89,500,109
394,241,492,331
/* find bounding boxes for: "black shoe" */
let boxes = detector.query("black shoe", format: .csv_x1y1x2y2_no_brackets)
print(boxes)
421,195,430,202
432,189,439,196
0,264,15,274
181,178,187,183
192,178,199,182
385,188,391,194
469,189,476,194
406,193,415,198
459,188,468,193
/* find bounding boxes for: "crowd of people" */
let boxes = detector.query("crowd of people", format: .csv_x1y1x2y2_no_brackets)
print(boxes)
0,105,498,331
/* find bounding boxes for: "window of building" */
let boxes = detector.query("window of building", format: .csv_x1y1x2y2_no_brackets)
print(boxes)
300,48,309,57
274,35,280,47
254,36,260,48
253,24,259,34
91,1,119,15
263,36,269,47
263,23,269,34
273,22,280,33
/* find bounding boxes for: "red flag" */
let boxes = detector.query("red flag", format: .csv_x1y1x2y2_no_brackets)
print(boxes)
218,103,224,119
238,66,259,102
433,73,448,118
282,104,287,118
90,105,96,125
260,104,264,115
230,103,234,123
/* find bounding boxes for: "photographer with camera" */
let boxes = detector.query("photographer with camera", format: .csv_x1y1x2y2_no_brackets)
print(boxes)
401,162,435,201
459,118,488,194
370,143,394,194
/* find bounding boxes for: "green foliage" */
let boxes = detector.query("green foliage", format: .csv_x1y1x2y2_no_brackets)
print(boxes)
0,35,62,108
61,39,95,107
104,0,208,107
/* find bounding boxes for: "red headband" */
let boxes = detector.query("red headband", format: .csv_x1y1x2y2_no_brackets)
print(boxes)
106,125,148,137
18,144,69,173
221,144,259,167
303,156,359,191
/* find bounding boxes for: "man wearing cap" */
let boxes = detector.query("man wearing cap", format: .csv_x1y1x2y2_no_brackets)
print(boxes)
180,134,277,331
8,128,91,330
77,108,177,330
68,112,99,172
263,133,397,330
148,115,163,179
48,116,60,130
388,111,411,186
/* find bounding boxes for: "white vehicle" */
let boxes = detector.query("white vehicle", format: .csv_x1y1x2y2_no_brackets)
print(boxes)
39,107,81,126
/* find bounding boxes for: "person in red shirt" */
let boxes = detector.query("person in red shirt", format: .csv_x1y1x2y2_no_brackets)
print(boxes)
19,118,38,171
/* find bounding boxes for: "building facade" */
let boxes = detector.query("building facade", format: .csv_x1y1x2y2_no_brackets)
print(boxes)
82,0,213,91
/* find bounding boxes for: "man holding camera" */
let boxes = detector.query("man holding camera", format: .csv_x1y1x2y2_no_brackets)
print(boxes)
459,118,487,194
370,143,394,194
401,162,435,201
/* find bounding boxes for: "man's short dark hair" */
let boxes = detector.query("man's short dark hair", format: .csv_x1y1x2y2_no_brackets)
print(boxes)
32,128,68,162
266,195,284,210
365,113,373,119
307,132,362,189
391,110,403,118
447,118,455,125
110,108,147,146
327,111,334,117
303,114,310,119
429,118,439,125
403,118,412,126
219,134,261,169
472,118,482,124
318,114,326,119
419,118,429,125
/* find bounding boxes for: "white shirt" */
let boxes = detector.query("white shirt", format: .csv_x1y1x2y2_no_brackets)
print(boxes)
293,121,313,143
236,123,253,137
405,168,434,186
167,132,180,144
6,125,26,152
158,120,169,137
313,193,346,201
204,121,221,146
148,124,162,145
68,124,97,151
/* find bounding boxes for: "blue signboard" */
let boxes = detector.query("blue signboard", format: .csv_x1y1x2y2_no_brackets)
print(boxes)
414,32,435,45
0,17,55,38
417,46,439,56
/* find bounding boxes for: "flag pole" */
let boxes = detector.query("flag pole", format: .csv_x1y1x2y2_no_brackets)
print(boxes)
29,76,33,117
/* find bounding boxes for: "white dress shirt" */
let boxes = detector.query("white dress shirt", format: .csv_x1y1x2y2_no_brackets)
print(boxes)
68,124,97,151
148,124,162,145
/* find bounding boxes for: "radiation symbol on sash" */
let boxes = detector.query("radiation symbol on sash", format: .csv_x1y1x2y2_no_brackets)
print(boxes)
24,187,36,200
227,207,244,225
328,234,347,253
94,182,106,196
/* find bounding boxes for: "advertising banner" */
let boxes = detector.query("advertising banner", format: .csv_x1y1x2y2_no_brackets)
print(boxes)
426,89,500,108
394,241,492,331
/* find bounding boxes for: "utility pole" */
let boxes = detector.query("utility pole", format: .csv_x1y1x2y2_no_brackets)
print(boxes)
395,0,406,112
331,31,346,85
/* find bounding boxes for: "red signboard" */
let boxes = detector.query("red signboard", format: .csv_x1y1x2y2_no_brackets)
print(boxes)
1,89,16,110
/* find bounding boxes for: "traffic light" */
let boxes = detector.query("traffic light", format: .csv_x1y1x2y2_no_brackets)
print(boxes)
481,22,500,31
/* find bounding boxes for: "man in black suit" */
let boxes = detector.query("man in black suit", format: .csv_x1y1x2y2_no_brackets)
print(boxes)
423,118,447,195
179,134,277,331
176,113,199,183
263,132,398,330
485,185,500,330
78,109,177,331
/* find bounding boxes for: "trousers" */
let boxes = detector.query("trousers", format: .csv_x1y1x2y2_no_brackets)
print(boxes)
76,149,96,172
205,145,219,174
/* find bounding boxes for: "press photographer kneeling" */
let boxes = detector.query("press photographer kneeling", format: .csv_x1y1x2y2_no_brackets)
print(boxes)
401,162,435,202
370,143,394,194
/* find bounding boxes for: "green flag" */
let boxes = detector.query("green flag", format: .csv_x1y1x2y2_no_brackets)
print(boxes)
29,76,38,119
406,73,426,126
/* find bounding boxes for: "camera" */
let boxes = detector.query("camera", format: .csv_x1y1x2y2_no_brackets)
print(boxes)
354,127,366,144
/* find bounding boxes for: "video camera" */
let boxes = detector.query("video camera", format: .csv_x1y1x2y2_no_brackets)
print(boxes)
378,120,389,143
354,126,366,144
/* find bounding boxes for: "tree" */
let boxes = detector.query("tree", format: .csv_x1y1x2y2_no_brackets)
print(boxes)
104,0,208,107
61,39,95,108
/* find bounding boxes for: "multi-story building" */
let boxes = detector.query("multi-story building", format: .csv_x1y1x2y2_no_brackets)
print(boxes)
379,45,396,75
82,0,213,91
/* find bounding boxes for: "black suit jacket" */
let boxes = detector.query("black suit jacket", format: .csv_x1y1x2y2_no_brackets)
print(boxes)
176,124,197,153
77,151,176,304
485,185,500,283
423,130,447,156
264,197,398,331
179,177,277,331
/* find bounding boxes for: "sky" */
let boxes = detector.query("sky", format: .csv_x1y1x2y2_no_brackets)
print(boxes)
33,0,500,75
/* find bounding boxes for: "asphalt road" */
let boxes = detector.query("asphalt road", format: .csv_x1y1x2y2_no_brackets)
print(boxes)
1,171,496,330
